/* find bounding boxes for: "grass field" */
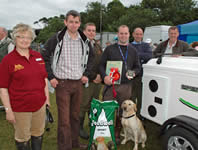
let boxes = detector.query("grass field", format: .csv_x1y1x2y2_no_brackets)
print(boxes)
0,93,163,150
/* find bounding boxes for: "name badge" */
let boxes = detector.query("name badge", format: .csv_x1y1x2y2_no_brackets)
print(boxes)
36,58,42,61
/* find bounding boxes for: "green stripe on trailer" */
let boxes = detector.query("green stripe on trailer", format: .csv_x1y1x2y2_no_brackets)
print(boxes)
179,98,198,111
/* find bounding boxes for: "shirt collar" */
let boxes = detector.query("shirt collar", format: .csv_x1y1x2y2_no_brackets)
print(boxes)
90,40,95,47
132,41,142,44
91,39,95,44
65,31,81,40
168,40,177,48
13,48,34,57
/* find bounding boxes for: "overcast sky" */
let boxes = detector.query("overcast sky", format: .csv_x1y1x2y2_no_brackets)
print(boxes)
1,0,141,30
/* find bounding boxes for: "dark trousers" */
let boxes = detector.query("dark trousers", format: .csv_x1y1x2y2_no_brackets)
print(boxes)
79,82,102,118
103,83,131,111
131,76,142,115
103,83,131,139
55,79,82,150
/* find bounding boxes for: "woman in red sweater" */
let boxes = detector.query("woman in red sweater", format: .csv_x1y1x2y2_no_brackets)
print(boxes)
0,23,50,150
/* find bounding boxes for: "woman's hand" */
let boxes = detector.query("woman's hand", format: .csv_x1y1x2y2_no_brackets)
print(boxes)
46,98,50,107
0,88,15,124
6,110,16,124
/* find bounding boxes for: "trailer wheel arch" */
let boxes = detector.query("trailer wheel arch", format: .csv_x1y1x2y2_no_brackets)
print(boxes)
160,115,198,150
160,115,198,137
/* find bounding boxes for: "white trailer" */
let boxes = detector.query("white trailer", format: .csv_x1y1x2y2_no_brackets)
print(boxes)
141,56,198,150
143,25,170,44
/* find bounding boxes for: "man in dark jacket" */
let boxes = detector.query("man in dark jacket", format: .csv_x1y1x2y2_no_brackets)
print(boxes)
131,27,152,116
153,26,189,57
99,25,140,144
42,10,94,150
79,23,103,140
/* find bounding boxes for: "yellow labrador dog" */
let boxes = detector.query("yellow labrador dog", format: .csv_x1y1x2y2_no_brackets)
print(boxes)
121,100,147,150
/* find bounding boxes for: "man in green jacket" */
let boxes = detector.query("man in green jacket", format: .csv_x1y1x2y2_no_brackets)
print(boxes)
79,23,103,139
0,27,14,62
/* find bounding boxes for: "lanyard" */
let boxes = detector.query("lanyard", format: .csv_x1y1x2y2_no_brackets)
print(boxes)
118,44,128,70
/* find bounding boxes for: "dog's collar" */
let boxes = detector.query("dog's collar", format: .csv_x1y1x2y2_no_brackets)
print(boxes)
122,114,135,119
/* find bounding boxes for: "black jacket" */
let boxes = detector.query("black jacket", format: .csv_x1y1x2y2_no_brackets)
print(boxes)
41,27,94,80
99,43,140,84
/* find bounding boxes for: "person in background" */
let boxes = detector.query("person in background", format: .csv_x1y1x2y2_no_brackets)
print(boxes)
153,43,158,51
99,25,140,144
145,38,156,51
131,27,152,116
102,41,112,51
0,27,14,61
79,23,103,140
42,10,94,150
105,41,111,47
145,38,152,44
153,26,189,57
0,23,50,150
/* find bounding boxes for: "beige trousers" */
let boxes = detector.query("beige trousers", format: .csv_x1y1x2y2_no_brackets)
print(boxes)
13,104,46,142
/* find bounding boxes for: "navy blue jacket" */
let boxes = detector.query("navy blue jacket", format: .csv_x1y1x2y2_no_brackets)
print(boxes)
131,42,152,76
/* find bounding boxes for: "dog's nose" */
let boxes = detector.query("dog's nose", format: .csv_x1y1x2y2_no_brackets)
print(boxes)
123,107,127,111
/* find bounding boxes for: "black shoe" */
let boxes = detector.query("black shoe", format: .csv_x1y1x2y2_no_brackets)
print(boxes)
15,140,31,150
31,135,43,150
79,128,89,140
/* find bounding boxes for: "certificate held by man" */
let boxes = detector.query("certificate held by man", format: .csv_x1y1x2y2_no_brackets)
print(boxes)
106,61,123,84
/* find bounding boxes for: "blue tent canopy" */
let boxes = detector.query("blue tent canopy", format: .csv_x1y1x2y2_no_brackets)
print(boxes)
177,20,198,44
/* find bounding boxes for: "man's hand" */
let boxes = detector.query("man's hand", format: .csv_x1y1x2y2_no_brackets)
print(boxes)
104,76,112,85
93,74,102,84
50,78,59,88
81,76,88,84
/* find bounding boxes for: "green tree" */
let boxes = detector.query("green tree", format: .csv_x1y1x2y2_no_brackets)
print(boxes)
81,2,106,32
38,17,49,27
117,6,169,33
141,0,198,25
36,17,64,43
105,0,127,31
34,0,198,43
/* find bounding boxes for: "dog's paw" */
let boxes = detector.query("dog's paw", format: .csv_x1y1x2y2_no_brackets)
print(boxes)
121,139,126,145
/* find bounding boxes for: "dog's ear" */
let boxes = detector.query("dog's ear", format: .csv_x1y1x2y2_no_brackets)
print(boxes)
121,101,125,109
134,103,137,112
121,103,123,109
